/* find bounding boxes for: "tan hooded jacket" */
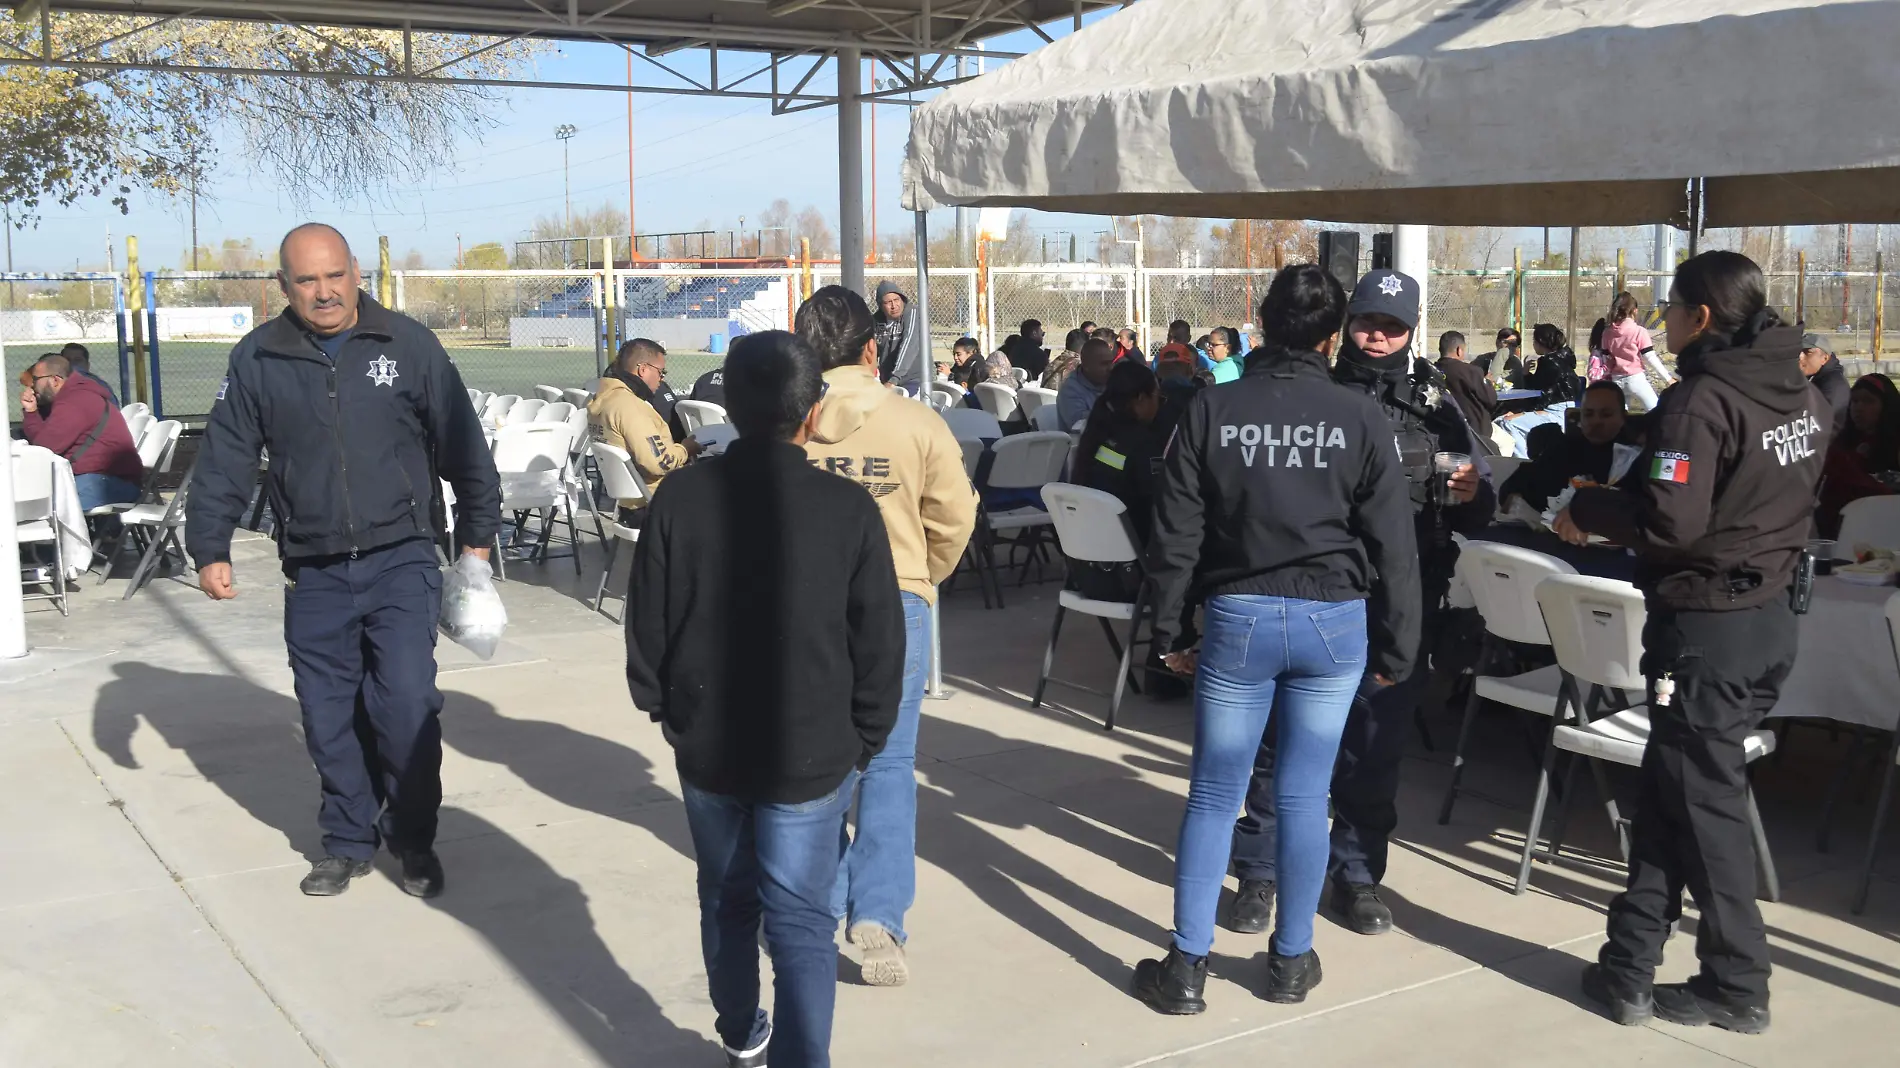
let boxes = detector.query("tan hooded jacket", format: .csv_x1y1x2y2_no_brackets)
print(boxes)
805,365,977,604
589,374,690,509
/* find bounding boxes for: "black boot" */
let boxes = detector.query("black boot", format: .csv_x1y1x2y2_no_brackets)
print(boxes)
394,848,446,898
1264,949,1323,1004
1654,982,1770,1035
1225,879,1275,934
299,855,372,896
1329,881,1393,935
1131,945,1207,1015
1581,963,1654,1027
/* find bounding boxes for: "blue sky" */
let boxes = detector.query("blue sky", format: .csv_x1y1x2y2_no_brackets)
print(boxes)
6,20,1107,272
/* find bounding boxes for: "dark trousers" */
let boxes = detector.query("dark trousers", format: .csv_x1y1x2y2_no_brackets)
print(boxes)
283,538,445,861
1599,600,1795,1007
1230,667,1424,886
682,770,858,1068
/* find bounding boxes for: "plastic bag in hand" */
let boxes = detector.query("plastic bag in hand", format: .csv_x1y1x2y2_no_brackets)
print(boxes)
439,553,509,660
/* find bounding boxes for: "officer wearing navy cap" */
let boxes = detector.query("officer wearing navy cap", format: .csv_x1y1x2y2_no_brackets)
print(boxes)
1223,268,1496,937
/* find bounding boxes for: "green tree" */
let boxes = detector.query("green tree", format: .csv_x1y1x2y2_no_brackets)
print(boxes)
0,13,546,218
464,242,508,270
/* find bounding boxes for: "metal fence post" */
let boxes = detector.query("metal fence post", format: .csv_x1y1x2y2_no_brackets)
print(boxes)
1566,227,1581,346
1513,247,1523,339
144,271,163,418
378,237,393,307
127,237,149,406
1796,250,1807,326
1875,251,1886,362
394,270,407,313
1615,247,1626,296
114,275,131,402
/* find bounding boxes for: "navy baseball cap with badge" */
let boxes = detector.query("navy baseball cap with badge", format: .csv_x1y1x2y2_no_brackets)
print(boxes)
1348,269,1422,330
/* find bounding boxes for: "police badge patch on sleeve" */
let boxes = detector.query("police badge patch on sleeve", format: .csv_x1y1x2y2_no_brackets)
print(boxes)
1650,450,1691,484
216,377,230,401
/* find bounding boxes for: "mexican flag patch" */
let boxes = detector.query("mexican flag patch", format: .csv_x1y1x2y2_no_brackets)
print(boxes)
1651,451,1691,484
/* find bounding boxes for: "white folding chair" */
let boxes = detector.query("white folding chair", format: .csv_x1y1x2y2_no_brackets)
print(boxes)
121,402,151,420
534,400,576,424
676,399,729,433
1515,574,1780,899
967,431,1072,609
1855,591,1900,914
1017,386,1058,424
1439,541,1578,824
1032,483,1153,731
929,383,964,411
691,423,739,456
1011,367,1030,387
504,398,548,426
1838,495,1900,549
490,423,581,578
466,387,482,407
12,446,70,615
533,384,565,404
118,458,197,597
974,381,1021,422
481,394,520,426
562,387,594,409
959,438,983,481
941,408,1002,442
122,410,154,444
588,441,650,621
1033,404,1066,432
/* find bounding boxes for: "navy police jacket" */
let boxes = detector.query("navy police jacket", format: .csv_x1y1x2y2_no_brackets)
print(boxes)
187,295,501,566
1147,347,1423,681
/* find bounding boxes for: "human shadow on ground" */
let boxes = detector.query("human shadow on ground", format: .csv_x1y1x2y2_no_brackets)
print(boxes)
440,695,693,859
912,714,1185,992
89,662,718,1065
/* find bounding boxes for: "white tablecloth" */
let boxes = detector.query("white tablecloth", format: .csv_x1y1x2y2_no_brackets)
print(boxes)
10,441,92,581
1771,577,1899,731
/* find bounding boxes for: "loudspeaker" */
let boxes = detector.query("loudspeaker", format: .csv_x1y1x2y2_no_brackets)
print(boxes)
1371,231,1395,270
1317,230,1360,292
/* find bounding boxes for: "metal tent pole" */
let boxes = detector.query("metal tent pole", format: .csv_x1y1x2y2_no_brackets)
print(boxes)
914,207,950,699
838,47,866,295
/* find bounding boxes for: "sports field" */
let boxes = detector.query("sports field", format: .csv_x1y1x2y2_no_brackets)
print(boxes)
68,341,723,422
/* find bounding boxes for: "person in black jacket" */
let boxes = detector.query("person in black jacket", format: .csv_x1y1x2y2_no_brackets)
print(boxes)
1525,322,1581,406
1473,327,1527,389
1501,381,1630,511
1799,332,1849,434
626,329,903,1068
1558,252,1826,1036
1130,264,1421,1014
187,223,500,899
1224,269,1495,942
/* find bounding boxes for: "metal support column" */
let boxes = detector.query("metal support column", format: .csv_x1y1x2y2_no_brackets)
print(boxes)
0,327,26,659
1393,224,1430,350
914,207,949,699
1652,222,1674,308
838,47,866,296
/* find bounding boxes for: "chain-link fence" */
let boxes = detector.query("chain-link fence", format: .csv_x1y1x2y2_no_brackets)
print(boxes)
1142,268,1277,349
3,272,126,423
400,270,604,398
989,266,1137,354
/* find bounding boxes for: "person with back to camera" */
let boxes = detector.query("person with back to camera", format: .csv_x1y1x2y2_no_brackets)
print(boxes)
1222,268,1492,943
1129,263,1421,1013
1555,251,1827,1036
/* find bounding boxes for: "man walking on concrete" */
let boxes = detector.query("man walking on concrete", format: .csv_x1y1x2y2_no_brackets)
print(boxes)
187,223,500,898
796,285,977,986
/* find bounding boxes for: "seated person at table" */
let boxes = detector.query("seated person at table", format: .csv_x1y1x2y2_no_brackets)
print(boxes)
1472,327,1526,388
1204,326,1244,385
1817,372,1900,538
687,362,726,410
1500,381,1629,511
1040,329,1085,390
1075,361,1171,554
936,336,986,393
1436,331,1498,450
61,342,121,408
1155,320,1197,369
1523,322,1581,406
589,338,701,526
19,352,143,512
1056,336,1116,429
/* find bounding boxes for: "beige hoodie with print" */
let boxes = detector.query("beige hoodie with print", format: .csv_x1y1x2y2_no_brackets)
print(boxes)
805,365,977,604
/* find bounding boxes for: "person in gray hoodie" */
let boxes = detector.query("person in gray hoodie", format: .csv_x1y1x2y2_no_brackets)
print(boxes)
874,281,927,393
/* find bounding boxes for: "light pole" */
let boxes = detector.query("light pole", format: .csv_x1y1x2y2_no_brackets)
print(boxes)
555,124,578,239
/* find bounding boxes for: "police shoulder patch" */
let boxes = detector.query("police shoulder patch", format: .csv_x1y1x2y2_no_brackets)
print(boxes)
216,377,230,401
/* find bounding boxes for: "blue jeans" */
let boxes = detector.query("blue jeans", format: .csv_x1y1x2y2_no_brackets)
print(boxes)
833,592,930,941
74,472,141,512
1497,401,1574,457
683,769,859,1068
1172,595,1366,959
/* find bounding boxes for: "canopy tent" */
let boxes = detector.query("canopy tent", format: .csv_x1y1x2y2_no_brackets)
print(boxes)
905,0,1900,227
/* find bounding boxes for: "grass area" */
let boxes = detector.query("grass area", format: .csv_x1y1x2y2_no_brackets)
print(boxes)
64,341,723,422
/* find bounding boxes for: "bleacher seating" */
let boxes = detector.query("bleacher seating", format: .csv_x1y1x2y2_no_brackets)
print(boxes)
521,274,773,321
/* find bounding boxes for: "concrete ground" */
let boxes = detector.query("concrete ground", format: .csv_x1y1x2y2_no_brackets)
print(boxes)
3,528,1896,1067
